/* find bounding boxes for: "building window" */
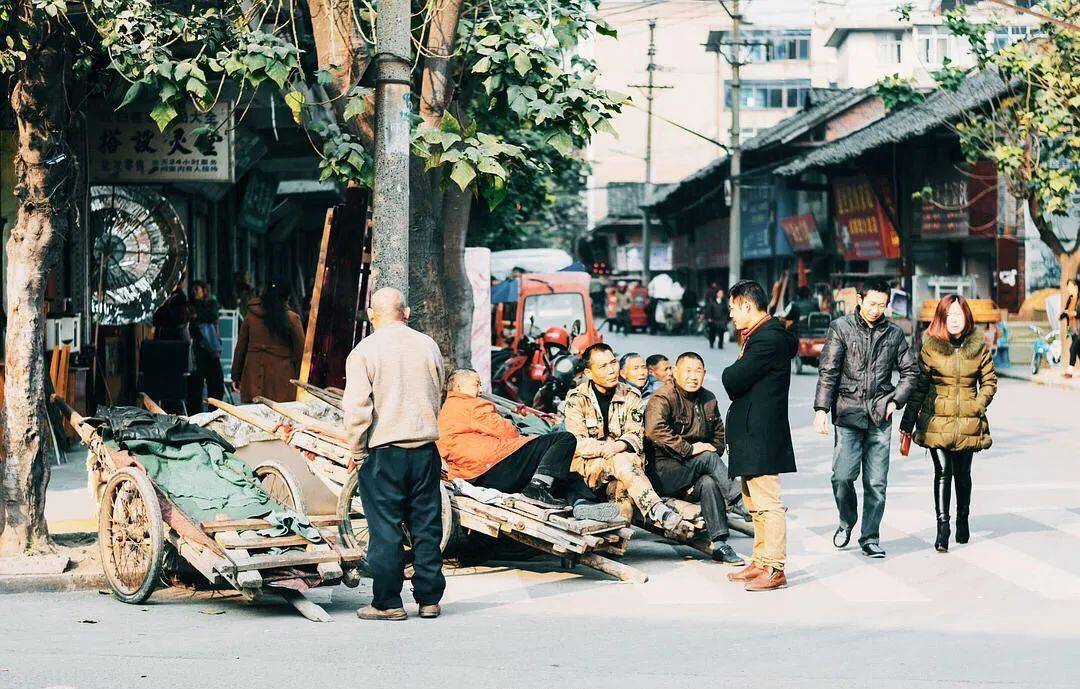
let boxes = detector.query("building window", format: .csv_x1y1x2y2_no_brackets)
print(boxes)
991,25,1030,52
725,80,811,110
877,32,903,64
718,29,811,63
915,26,964,66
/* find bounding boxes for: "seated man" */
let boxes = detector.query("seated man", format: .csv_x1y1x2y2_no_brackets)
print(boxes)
438,369,618,521
645,352,749,565
565,344,692,535
619,352,650,396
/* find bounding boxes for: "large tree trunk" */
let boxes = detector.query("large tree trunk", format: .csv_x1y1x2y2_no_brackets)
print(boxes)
1028,197,1080,350
408,157,452,357
442,186,474,367
1,31,72,555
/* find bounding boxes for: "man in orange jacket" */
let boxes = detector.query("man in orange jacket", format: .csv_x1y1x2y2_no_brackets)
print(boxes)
438,369,619,521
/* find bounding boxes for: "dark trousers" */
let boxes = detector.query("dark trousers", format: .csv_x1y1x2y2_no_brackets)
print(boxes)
706,321,726,348
475,432,596,504
358,443,446,610
931,448,973,519
649,451,740,542
832,423,891,546
1070,332,1080,366
188,349,225,413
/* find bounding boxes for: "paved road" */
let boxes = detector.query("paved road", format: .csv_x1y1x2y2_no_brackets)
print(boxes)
3,331,1078,689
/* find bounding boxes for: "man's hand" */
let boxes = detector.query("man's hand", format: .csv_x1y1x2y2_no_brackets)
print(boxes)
690,442,717,455
884,401,898,420
601,441,624,459
814,410,830,436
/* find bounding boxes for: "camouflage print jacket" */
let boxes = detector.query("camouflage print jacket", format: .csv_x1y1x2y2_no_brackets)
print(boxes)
563,379,645,459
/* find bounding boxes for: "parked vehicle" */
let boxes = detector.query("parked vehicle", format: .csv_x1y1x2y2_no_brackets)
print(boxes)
1030,325,1061,375
793,312,832,375
628,285,650,332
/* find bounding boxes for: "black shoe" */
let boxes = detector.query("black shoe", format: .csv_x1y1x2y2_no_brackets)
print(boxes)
833,525,853,549
955,515,969,544
862,543,886,558
935,520,951,552
729,504,752,523
522,481,567,507
711,543,745,566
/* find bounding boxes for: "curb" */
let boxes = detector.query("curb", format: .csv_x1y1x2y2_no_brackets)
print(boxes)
0,568,107,595
997,368,1080,391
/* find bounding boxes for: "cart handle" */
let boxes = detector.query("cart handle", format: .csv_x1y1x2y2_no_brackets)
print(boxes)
207,397,280,435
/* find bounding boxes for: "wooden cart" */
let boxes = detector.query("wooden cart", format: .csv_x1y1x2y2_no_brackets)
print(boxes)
204,384,647,583
56,395,364,621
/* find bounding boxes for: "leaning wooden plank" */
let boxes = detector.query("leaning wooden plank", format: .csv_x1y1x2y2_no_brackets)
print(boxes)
254,397,349,445
229,550,340,572
578,552,649,584
215,531,340,550
207,397,280,435
201,515,343,533
278,589,332,622
291,380,344,410
546,514,626,536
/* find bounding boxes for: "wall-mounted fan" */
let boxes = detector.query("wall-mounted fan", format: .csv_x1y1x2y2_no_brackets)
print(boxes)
89,186,187,325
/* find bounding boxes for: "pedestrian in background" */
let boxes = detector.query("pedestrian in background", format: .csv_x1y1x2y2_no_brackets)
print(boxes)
900,294,997,553
722,280,798,591
705,288,729,349
231,280,305,403
813,279,919,558
188,280,225,413
1062,278,1080,378
616,283,633,334
342,288,447,621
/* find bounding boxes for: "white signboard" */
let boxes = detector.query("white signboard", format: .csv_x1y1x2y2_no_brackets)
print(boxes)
88,103,235,183
465,247,493,392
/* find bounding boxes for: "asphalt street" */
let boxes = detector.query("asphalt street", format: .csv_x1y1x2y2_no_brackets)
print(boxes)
2,330,1078,689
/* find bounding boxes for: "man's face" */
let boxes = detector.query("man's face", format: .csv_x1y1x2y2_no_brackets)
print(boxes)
455,372,482,398
858,290,890,324
729,296,756,330
585,349,620,389
620,356,648,388
194,285,206,300
649,358,672,383
674,357,705,393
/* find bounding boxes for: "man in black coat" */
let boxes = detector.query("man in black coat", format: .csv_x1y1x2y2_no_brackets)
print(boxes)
813,279,918,559
722,280,798,592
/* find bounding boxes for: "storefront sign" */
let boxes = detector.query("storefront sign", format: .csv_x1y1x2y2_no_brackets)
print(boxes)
88,103,235,183
832,175,900,260
917,161,997,239
778,212,823,252
741,185,773,260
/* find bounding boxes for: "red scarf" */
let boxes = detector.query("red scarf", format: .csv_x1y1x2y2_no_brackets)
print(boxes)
738,315,771,359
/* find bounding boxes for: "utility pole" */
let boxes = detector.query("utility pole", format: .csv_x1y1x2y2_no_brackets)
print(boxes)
727,0,742,288
371,0,413,299
630,19,671,286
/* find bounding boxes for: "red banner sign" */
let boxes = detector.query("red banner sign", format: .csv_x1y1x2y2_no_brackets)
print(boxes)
832,175,900,260
778,213,823,252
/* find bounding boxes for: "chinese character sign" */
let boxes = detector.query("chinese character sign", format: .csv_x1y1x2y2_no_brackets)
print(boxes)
831,175,900,260
778,212,823,252
88,104,234,183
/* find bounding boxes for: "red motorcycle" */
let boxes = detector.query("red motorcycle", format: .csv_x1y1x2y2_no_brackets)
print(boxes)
492,324,580,412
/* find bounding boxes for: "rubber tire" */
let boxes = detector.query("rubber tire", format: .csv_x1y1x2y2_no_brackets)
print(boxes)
252,461,308,514
337,469,454,555
1032,354,1041,376
98,468,165,605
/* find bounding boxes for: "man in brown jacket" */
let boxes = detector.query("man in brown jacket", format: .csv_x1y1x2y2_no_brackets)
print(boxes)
645,352,748,565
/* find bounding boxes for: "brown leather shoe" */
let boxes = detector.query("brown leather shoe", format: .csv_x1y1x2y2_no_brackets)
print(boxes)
744,567,788,592
357,605,407,621
727,563,764,582
418,604,441,619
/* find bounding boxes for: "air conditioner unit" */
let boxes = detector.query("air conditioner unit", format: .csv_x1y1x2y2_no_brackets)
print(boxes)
45,316,82,353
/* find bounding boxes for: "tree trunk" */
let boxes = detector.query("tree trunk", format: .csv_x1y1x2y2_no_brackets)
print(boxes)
1028,196,1080,349
442,186,474,367
1,31,72,556
408,156,452,358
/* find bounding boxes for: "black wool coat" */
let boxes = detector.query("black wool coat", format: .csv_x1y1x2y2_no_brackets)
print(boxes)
721,318,799,479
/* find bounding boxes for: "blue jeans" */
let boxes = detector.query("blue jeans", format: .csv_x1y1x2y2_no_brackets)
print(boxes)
831,423,892,546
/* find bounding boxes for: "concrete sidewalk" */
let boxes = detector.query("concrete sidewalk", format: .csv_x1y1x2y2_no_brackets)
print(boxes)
996,365,1080,390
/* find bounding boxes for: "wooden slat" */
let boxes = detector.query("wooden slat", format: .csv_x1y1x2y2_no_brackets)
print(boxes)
201,514,343,533
229,549,341,573
215,528,339,550
254,397,350,444
546,514,626,536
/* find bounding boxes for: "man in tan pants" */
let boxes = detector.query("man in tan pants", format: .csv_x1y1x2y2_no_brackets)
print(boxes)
564,344,693,536
721,280,799,591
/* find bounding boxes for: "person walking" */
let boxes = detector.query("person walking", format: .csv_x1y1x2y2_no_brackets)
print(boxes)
722,280,798,591
187,281,226,413
899,294,997,552
342,287,447,621
813,279,920,558
231,281,306,403
1062,278,1080,378
705,288,730,349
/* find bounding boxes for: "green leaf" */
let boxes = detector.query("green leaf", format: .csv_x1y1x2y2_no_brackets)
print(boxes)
343,93,367,121
285,90,305,124
440,111,463,134
477,158,507,178
547,131,574,156
472,56,492,74
482,176,509,210
513,53,531,76
450,160,477,190
316,69,334,87
596,23,618,39
267,61,291,89
118,81,144,109
150,101,178,131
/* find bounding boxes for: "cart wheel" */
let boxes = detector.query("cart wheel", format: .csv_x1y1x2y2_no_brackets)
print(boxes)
253,461,307,514
1031,353,1041,376
98,467,165,604
337,470,454,555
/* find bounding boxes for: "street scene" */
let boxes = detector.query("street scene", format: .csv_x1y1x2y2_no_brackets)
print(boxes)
1,0,1078,688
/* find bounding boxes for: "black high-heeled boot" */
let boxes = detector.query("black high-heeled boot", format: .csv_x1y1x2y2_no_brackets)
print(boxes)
953,452,973,544
934,460,952,553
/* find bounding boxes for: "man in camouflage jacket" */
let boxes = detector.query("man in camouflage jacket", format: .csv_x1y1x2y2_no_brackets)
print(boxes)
564,344,690,534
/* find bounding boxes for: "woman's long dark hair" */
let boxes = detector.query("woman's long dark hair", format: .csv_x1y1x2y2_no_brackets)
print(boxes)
262,280,291,342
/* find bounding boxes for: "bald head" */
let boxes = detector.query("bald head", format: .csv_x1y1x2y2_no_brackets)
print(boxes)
367,287,410,329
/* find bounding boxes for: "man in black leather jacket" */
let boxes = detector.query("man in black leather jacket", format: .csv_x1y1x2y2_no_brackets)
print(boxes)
813,279,919,558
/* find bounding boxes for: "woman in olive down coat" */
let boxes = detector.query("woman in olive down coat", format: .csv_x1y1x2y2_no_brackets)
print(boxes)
900,294,997,553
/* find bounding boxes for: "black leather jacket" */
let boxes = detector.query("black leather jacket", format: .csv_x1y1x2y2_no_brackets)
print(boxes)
813,310,919,429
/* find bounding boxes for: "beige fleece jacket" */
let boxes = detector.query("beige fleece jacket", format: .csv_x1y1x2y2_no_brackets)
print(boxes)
341,322,445,454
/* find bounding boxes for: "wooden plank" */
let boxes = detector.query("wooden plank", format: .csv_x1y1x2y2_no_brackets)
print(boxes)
279,589,332,623
546,514,626,536
578,552,648,584
229,549,340,573
207,397,280,435
500,496,570,521
254,397,350,444
200,514,343,533
215,529,339,550
291,380,344,410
